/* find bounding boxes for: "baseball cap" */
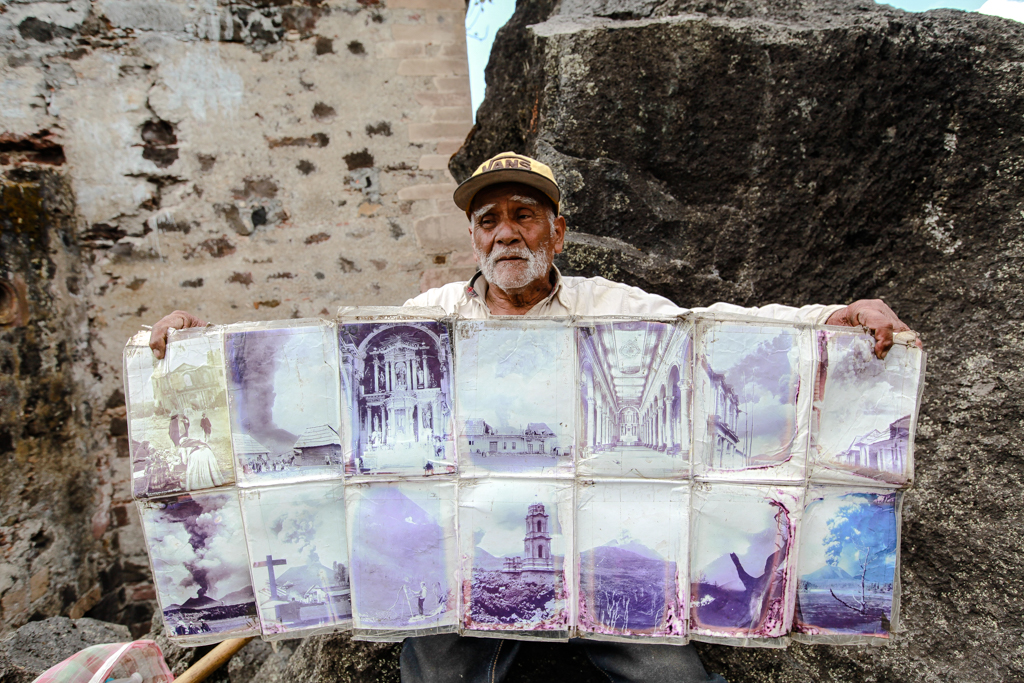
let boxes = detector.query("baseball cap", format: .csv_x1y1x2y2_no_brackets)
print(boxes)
453,152,561,214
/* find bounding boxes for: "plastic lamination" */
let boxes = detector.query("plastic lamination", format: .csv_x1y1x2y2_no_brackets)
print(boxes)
122,312,924,646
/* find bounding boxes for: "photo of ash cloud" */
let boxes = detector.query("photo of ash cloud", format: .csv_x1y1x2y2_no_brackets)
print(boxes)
346,481,457,635
694,322,808,482
225,324,343,487
689,483,801,641
239,482,351,638
339,321,454,477
140,491,258,641
811,331,923,485
795,487,900,639
460,478,572,635
455,320,575,477
576,480,688,640
577,320,692,479
124,330,234,499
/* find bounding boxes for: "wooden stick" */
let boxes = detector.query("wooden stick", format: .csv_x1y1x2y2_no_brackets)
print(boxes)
174,637,254,683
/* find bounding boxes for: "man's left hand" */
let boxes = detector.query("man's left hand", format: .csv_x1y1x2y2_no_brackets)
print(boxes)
826,299,922,360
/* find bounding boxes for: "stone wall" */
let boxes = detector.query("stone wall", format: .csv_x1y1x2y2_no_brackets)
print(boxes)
0,0,474,637
454,0,1023,680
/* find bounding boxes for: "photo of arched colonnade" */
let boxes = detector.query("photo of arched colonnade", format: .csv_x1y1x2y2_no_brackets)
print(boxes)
339,321,454,476
576,320,692,478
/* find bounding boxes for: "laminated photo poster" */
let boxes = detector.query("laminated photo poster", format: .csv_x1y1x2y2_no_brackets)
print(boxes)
125,313,924,646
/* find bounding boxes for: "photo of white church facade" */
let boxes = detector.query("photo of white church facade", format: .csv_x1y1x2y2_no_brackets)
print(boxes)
339,321,454,476
576,320,692,478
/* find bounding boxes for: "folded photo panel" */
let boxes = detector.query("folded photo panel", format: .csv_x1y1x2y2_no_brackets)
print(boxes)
576,319,693,479
225,322,344,487
693,320,811,483
124,329,235,499
810,330,923,487
794,486,901,643
139,490,258,644
455,319,576,477
689,483,801,644
339,319,455,478
239,482,351,639
345,480,458,639
576,479,688,642
459,477,574,639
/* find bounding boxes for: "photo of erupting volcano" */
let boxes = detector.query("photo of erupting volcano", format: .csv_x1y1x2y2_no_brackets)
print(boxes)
225,323,344,487
140,491,258,643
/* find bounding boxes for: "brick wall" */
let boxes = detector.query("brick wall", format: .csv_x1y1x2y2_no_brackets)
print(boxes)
0,0,475,636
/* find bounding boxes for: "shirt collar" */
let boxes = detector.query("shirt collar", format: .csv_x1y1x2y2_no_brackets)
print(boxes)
463,266,566,314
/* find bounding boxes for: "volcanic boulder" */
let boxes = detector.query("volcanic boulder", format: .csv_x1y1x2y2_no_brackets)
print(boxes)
454,0,1024,680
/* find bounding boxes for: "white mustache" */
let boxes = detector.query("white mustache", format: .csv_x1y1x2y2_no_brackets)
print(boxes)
486,246,534,264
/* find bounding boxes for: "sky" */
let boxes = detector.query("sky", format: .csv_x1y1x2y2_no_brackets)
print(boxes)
707,326,801,459
798,490,898,576
464,0,1023,119
456,322,575,441
576,481,688,562
815,334,921,460
462,478,570,559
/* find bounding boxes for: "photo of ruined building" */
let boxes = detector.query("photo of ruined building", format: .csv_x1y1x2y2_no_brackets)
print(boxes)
460,478,571,634
693,322,808,481
125,331,235,498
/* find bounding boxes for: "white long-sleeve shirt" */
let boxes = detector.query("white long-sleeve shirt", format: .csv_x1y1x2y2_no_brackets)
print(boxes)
404,268,845,324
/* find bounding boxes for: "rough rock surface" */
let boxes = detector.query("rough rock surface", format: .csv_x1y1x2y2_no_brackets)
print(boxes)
454,0,1024,681
0,616,131,682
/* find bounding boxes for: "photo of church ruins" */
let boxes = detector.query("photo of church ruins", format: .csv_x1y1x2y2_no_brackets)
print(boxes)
339,321,454,476
577,321,692,477
467,501,565,631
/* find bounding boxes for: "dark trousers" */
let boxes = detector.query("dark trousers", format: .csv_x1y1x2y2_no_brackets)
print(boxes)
400,634,727,683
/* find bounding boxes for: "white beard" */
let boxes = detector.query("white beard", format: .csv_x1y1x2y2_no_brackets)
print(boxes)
475,242,552,291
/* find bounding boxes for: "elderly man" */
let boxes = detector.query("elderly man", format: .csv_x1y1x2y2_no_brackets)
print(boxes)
148,152,914,683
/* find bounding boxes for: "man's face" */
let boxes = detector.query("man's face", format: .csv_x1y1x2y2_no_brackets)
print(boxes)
468,183,566,291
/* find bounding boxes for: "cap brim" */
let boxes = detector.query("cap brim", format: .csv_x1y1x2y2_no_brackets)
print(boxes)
453,169,561,213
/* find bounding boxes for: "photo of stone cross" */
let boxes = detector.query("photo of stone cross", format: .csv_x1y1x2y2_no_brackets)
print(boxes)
254,555,288,601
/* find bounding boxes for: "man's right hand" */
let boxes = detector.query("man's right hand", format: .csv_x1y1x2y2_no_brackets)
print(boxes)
149,310,207,359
